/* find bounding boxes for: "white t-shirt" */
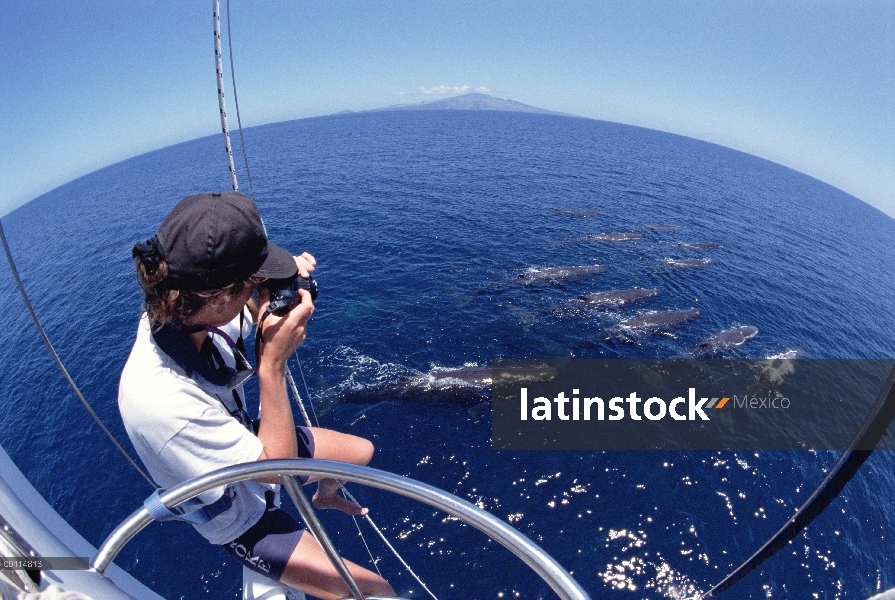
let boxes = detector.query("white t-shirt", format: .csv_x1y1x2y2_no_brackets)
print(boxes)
119,312,273,545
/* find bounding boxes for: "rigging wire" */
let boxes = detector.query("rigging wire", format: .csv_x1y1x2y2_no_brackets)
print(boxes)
286,368,315,430
699,362,895,598
351,512,385,578
295,359,320,427
341,486,439,600
219,5,438,597
287,361,440,600
0,220,156,489
285,363,384,579
226,0,256,200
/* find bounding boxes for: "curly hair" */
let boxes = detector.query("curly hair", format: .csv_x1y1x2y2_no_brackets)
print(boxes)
135,256,249,329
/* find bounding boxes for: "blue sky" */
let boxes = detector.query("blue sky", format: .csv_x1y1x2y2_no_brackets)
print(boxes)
2,1,893,217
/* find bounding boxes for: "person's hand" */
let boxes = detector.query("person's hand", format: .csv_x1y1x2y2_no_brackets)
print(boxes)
255,287,314,374
295,252,316,278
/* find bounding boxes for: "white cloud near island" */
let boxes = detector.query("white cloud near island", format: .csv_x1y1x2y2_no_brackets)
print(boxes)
419,85,491,95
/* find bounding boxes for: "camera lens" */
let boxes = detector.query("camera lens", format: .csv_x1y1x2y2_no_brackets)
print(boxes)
265,274,317,315
295,275,318,301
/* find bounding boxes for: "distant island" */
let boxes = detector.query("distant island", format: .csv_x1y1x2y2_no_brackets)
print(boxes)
338,93,566,116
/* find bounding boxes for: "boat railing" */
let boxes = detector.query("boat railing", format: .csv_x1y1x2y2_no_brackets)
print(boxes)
91,459,591,600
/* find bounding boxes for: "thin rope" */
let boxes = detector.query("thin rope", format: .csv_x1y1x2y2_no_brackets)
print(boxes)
0,220,156,488
350,511,385,578
341,486,439,600
700,362,895,598
225,0,256,200
295,359,320,427
286,362,383,576
289,354,439,600
286,367,315,429
213,0,238,192
285,360,384,575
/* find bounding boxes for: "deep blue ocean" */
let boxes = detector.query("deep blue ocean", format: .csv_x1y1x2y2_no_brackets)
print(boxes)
2,110,895,599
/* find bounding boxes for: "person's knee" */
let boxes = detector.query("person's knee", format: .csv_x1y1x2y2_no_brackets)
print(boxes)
355,437,374,466
309,428,375,465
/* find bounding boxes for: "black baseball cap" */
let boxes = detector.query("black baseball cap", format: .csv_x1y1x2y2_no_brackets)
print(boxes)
146,191,296,290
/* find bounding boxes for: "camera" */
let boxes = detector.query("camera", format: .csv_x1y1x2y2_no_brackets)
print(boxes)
259,274,318,316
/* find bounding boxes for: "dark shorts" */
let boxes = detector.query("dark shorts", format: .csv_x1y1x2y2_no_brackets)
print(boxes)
223,499,305,581
223,426,315,580
294,425,316,460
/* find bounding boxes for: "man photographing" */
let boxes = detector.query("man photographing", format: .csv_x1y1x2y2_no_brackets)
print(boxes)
120,191,393,599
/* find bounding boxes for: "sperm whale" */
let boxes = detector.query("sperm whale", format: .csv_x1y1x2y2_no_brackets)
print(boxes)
678,242,722,249
620,308,701,329
694,325,758,354
577,288,661,307
587,233,642,242
518,264,607,283
338,365,559,405
663,258,714,268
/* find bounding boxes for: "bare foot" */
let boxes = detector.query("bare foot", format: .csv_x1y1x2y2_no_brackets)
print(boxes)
312,479,369,516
